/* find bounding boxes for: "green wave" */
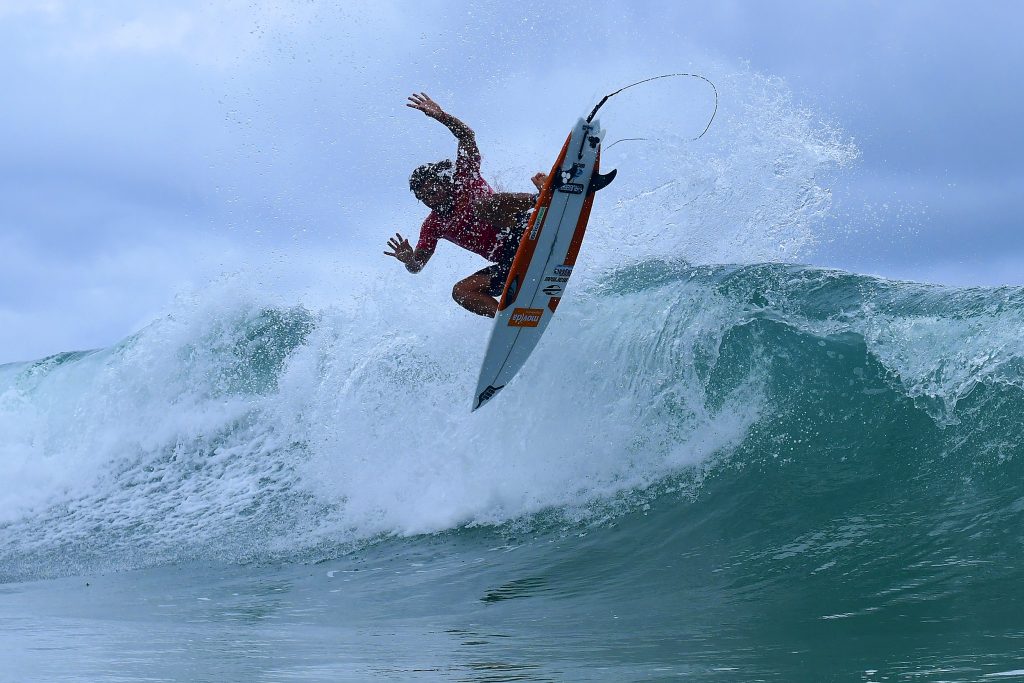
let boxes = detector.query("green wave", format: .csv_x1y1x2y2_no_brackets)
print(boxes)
2,262,1022,598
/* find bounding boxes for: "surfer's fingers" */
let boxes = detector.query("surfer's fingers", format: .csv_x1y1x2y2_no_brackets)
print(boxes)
416,92,438,108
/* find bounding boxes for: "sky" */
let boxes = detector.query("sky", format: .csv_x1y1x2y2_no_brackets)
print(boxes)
0,0,1022,362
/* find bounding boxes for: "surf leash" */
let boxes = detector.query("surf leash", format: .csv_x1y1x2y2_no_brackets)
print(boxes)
586,73,719,146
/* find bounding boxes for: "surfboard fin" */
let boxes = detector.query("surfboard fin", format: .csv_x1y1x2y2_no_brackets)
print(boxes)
589,169,617,193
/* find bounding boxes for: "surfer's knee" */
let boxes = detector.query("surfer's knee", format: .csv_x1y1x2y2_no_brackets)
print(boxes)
454,274,487,302
452,276,498,317
452,278,475,304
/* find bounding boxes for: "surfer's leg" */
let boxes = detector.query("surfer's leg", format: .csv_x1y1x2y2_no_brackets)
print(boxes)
453,267,499,318
452,209,530,317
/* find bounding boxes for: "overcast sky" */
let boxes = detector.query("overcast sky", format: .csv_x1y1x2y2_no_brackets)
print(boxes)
1,0,1022,362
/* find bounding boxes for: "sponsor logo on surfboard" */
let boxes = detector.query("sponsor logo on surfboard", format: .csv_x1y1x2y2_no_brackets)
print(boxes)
560,163,585,183
529,206,547,240
542,284,562,296
477,385,504,405
544,266,572,284
508,308,543,327
557,182,584,194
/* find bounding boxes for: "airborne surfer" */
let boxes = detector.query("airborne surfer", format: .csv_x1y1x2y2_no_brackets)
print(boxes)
385,92,546,318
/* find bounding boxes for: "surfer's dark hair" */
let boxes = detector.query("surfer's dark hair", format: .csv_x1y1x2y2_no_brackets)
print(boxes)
409,159,454,192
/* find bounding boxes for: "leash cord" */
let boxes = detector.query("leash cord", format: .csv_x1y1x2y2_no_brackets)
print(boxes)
586,73,719,142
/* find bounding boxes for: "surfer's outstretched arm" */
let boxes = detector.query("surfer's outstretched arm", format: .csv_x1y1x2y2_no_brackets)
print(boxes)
384,233,432,273
407,92,476,148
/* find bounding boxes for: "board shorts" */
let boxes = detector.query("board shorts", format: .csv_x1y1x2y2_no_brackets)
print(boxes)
477,205,534,297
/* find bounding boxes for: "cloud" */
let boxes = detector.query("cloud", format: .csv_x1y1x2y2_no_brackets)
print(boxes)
0,228,251,362
0,0,1021,362
0,0,62,19
67,11,197,57
7,1,328,67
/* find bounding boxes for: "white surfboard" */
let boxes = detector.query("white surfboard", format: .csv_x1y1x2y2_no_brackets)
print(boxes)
472,116,616,411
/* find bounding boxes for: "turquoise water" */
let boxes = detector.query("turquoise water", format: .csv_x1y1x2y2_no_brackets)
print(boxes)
2,262,1023,681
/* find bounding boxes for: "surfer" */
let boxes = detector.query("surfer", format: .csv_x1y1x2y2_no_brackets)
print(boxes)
385,92,545,318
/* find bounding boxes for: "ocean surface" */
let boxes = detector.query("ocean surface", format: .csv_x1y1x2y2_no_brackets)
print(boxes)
2,259,1023,682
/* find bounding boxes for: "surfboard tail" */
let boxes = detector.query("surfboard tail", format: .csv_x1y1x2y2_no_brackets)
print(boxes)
589,168,617,193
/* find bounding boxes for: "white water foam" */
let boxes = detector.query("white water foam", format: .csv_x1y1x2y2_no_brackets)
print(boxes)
0,266,763,571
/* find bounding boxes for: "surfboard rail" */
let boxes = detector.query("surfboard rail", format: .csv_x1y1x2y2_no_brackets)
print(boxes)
472,116,614,411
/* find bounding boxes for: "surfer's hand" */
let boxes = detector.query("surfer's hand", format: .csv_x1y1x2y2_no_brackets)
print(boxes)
531,173,547,192
407,92,444,120
408,92,475,144
384,233,414,264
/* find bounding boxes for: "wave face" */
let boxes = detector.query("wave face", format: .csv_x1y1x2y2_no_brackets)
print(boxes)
2,261,1022,589
3,259,1023,679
